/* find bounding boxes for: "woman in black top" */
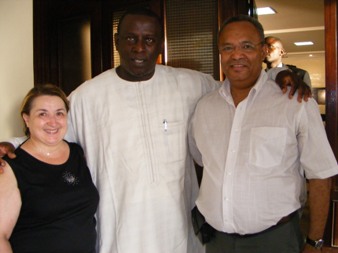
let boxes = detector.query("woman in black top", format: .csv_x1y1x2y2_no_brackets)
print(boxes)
0,84,99,253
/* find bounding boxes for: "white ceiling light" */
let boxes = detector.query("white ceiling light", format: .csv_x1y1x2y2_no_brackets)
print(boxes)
257,7,276,15
294,41,314,46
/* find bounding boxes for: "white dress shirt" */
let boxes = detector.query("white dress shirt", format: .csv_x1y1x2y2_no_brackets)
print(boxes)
189,70,338,235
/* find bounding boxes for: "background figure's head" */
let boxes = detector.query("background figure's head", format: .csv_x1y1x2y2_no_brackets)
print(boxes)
264,36,286,68
114,7,164,82
20,84,69,137
218,15,267,89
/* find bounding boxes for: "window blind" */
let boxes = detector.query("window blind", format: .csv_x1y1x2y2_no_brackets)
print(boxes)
165,0,219,79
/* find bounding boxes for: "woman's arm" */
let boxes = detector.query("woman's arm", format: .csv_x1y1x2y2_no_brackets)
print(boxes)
0,163,21,253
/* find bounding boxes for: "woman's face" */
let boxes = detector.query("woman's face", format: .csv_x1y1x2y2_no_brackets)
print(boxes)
23,95,68,146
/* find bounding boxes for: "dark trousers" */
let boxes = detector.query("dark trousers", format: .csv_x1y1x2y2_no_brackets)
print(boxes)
206,214,304,253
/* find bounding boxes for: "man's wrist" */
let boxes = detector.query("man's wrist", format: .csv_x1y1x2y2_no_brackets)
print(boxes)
306,237,324,249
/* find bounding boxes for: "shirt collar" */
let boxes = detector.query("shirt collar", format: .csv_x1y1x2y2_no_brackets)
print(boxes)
219,70,268,106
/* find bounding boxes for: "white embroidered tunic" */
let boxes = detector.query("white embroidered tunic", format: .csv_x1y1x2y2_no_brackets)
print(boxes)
66,65,218,253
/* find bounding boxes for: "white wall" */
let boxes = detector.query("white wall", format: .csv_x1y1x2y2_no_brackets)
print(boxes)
0,0,33,140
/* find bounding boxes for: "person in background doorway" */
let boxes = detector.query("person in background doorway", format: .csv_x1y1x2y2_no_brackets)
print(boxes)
264,36,312,87
189,15,337,253
0,84,99,253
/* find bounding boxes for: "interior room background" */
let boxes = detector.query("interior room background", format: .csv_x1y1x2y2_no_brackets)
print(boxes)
0,0,337,248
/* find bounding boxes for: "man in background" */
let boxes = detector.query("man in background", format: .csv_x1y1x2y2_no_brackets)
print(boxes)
264,36,312,87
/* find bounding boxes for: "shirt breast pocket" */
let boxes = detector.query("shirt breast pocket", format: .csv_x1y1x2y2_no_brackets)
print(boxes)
162,120,186,163
249,127,287,168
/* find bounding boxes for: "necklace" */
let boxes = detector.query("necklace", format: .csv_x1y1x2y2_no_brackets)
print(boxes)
44,151,52,157
27,140,64,158
36,146,60,157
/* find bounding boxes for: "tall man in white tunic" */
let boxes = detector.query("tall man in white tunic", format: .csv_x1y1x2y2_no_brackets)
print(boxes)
66,8,217,253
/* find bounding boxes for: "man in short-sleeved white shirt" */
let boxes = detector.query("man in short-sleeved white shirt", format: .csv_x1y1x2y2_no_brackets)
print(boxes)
189,15,337,253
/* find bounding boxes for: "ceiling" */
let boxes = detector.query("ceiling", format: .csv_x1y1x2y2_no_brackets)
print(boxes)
255,0,325,55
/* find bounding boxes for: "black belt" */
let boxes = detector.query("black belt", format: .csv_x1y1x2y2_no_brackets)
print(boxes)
276,210,298,225
219,210,299,238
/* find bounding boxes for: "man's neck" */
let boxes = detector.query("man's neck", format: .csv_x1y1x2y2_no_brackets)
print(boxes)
266,60,282,69
116,66,155,82
230,86,252,107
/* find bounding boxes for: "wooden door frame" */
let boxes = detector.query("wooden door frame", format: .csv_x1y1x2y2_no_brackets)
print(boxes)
325,0,338,159
324,0,338,246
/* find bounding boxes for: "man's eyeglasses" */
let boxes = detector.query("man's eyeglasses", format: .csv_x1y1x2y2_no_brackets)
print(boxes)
219,41,263,54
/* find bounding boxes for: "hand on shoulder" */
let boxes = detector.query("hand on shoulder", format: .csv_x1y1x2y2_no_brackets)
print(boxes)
0,142,16,174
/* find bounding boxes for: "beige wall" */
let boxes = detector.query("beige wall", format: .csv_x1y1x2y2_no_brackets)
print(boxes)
283,52,326,114
0,0,33,140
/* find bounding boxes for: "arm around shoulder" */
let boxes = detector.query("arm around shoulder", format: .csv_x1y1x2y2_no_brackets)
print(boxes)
0,163,21,253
